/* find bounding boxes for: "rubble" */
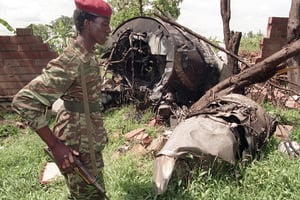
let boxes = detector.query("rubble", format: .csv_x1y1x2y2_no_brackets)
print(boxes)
274,124,294,139
278,141,300,157
39,162,63,184
118,127,153,156
285,95,300,110
124,128,145,139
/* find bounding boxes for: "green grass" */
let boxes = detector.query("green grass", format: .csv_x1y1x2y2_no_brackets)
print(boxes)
0,127,68,200
0,103,300,200
263,103,300,141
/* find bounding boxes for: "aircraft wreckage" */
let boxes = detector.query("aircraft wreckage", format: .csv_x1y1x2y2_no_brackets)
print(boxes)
102,16,225,110
101,16,277,195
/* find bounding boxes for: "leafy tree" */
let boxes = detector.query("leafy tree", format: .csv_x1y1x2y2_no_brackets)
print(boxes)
27,24,50,42
28,16,75,53
25,0,184,53
47,16,75,53
107,0,183,30
152,0,182,18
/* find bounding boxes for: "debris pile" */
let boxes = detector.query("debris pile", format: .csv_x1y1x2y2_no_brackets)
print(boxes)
153,93,277,195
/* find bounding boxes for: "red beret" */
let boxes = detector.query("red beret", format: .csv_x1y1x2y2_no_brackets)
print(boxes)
75,0,112,17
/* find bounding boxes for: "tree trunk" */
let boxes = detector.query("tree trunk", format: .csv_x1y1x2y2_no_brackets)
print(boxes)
190,39,300,112
287,0,300,93
221,0,231,48
228,31,242,74
155,14,251,68
220,0,242,81
139,0,143,16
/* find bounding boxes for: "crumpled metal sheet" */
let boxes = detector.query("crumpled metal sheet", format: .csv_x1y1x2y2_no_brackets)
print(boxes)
153,115,238,195
153,93,276,195
157,115,238,164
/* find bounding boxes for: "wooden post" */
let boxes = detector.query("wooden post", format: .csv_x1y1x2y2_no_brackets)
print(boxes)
287,0,300,93
220,0,242,81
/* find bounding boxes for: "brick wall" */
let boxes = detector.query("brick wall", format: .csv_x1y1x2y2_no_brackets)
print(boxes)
0,28,58,98
256,17,289,62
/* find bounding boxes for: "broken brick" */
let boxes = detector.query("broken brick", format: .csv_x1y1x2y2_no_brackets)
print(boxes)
274,124,293,139
124,128,145,139
128,144,147,156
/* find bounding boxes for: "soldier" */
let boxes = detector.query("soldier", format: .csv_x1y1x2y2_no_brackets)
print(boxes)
11,0,112,199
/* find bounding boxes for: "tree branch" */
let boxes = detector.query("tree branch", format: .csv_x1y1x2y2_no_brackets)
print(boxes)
155,13,251,68
190,39,300,111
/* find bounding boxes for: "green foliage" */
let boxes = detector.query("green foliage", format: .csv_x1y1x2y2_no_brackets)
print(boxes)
0,113,21,139
207,36,223,53
152,0,183,18
108,0,182,30
27,24,50,43
0,124,18,138
46,16,75,53
263,103,300,141
108,0,144,30
0,18,15,33
28,16,74,53
25,0,183,53
1,104,300,199
239,31,263,52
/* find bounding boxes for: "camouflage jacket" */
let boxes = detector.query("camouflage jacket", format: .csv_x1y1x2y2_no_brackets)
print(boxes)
12,39,103,131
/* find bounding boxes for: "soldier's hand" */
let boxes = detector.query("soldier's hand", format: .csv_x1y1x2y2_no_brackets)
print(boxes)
35,126,79,174
50,140,79,174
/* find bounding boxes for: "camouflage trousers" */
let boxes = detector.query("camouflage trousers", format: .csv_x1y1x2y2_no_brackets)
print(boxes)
65,152,106,200
53,109,108,200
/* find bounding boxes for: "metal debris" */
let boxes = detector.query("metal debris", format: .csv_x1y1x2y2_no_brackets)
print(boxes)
102,16,225,113
278,141,300,157
153,93,277,195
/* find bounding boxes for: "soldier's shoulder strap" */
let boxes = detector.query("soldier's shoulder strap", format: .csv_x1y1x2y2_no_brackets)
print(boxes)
80,64,97,176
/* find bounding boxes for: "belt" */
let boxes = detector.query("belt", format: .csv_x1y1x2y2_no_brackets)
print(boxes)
63,101,101,113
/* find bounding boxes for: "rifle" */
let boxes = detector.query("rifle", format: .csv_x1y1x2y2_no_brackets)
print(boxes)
44,147,110,200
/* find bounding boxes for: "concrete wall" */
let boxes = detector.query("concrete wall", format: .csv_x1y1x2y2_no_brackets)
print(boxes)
0,28,57,98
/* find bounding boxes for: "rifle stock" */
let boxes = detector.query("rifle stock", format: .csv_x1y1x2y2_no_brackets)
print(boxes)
44,147,110,200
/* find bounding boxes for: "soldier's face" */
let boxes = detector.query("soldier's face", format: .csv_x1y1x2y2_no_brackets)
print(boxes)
89,16,111,45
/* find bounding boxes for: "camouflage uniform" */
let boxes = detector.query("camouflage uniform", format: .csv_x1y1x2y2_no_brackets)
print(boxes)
12,39,107,200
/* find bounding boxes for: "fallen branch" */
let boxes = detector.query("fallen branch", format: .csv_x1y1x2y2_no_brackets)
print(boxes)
268,78,300,97
190,39,300,112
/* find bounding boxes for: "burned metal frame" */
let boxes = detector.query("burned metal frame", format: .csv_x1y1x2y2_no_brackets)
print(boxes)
102,16,225,111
